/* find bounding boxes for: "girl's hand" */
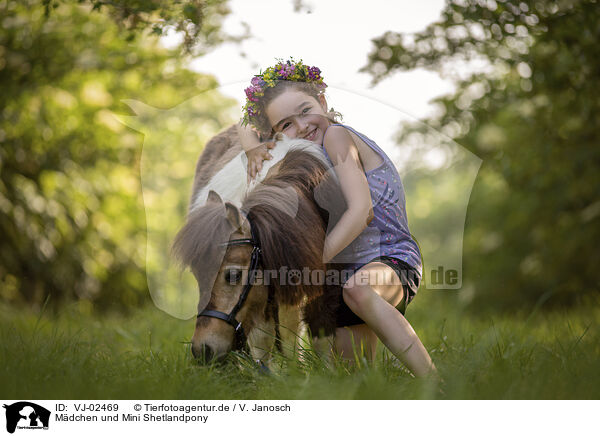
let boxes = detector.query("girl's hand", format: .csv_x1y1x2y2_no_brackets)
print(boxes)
245,141,276,183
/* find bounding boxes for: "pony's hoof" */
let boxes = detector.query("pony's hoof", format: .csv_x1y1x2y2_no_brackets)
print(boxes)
256,360,272,375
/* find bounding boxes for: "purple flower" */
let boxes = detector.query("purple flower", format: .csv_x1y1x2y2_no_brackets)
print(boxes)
250,76,265,88
277,63,296,79
278,67,289,78
308,66,321,80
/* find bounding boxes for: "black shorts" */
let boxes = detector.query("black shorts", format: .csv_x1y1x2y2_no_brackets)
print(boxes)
335,256,420,328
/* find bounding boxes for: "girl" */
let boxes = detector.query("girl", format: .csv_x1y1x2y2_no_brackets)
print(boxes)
238,59,436,377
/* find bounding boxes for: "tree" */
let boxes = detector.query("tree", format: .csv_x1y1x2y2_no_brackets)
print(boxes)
42,0,241,54
0,0,237,311
362,0,600,310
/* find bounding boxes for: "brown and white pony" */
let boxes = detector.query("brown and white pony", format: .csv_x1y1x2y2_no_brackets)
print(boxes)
172,126,345,364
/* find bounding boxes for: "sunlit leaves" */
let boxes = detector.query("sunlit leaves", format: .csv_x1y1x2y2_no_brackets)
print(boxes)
364,0,600,309
0,1,236,311
40,0,236,55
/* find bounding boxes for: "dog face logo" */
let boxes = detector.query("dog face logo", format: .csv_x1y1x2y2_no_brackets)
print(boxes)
3,402,50,434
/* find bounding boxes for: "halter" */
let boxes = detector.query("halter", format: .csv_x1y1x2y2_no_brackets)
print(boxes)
196,220,282,353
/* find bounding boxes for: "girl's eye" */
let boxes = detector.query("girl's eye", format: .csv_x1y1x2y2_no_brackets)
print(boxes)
282,121,291,130
301,107,311,114
224,268,243,284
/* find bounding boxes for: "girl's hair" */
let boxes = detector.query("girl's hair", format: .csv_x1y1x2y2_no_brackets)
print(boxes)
252,81,343,136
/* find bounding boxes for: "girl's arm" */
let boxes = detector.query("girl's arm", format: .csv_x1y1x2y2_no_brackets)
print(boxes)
321,126,374,263
236,122,275,181
237,121,261,152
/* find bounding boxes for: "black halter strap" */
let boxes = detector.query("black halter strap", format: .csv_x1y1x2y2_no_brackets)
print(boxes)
197,221,281,354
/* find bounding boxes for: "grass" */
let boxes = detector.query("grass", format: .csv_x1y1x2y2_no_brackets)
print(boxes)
0,291,598,399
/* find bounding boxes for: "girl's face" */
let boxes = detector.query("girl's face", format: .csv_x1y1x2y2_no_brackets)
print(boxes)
265,89,332,145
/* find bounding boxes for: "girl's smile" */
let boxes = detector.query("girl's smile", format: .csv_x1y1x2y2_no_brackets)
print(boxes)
265,90,332,145
304,128,317,141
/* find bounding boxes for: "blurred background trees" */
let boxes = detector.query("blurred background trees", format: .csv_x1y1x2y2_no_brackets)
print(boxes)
1,0,598,314
363,0,599,310
41,0,236,54
0,0,237,311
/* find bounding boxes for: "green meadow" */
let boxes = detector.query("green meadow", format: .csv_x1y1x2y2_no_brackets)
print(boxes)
2,0,599,404
2,292,597,400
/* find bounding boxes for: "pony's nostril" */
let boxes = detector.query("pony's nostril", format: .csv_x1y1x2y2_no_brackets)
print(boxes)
192,344,214,363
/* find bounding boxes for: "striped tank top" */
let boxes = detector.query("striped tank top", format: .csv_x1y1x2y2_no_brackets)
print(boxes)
320,124,422,277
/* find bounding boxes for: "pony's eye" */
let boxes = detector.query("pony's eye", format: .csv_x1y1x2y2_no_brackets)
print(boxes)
224,268,243,285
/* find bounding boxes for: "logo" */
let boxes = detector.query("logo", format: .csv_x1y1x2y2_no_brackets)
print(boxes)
3,402,50,434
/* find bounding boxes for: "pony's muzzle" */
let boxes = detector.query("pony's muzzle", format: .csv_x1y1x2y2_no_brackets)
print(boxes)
192,343,215,363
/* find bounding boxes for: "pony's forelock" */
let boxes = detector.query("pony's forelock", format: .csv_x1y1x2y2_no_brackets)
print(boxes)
172,202,232,272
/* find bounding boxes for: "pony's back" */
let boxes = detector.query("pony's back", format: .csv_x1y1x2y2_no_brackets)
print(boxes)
189,127,332,211
190,125,242,210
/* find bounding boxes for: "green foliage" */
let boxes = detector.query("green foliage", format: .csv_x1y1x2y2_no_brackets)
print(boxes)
117,92,239,319
363,0,600,309
0,0,237,311
1,294,598,399
41,0,240,54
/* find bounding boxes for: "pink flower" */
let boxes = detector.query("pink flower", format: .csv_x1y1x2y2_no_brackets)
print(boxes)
245,86,260,102
278,67,289,78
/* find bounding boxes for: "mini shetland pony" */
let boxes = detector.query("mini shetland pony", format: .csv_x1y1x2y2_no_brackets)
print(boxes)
173,126,345,364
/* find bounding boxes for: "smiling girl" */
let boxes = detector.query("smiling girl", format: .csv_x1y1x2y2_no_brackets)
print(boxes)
237,59,436,377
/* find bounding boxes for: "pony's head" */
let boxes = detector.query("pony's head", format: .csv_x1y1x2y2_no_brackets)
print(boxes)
172,190,275,362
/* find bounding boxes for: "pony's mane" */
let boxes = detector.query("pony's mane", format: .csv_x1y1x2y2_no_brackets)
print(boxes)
243,150,344,305
173,148,347,307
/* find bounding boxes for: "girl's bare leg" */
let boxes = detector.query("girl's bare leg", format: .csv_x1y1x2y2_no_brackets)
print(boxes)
334,324,378,362
337,262,437,377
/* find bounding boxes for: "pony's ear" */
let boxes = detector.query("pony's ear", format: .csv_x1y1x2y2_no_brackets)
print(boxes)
207,190,223,204
273,132,285,142
224,202,241,231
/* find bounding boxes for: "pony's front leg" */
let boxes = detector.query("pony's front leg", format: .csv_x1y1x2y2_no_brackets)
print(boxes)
247,316,277,366
310,334,336,366
278,303,306,360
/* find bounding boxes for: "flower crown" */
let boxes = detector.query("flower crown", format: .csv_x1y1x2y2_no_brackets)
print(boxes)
242,58,327,128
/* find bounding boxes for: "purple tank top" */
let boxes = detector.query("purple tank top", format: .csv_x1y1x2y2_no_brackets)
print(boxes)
320,124,422,277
